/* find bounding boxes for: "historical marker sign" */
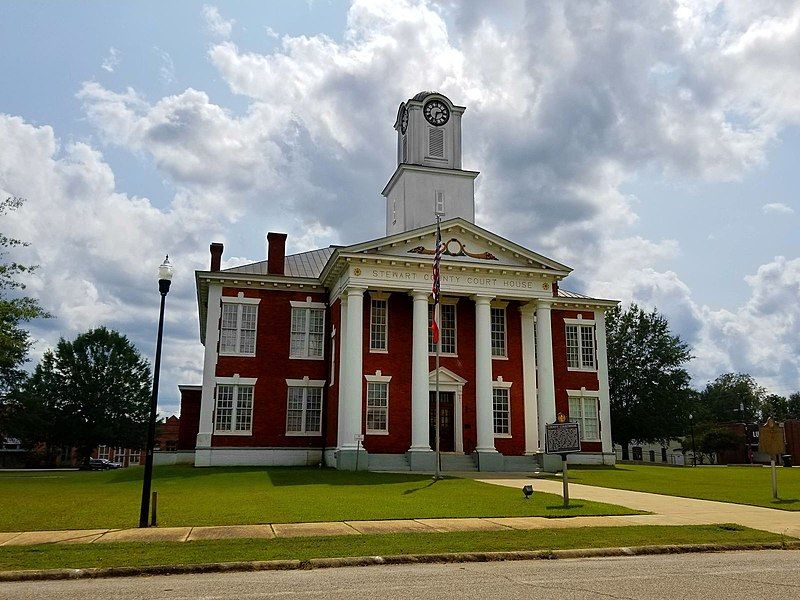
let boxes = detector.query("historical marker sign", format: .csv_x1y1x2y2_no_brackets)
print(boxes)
545,422,581,455
759,418,785,456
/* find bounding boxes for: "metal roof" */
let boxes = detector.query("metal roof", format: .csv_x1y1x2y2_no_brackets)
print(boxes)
557,288,592,299
222,246,335,279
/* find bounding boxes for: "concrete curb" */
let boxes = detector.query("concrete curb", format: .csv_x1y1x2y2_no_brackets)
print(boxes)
1,542,798,582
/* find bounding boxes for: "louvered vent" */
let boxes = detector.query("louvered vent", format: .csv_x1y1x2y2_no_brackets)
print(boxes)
429,128,444,158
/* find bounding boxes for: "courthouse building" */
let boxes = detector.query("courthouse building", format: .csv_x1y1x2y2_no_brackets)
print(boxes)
178,92,617,471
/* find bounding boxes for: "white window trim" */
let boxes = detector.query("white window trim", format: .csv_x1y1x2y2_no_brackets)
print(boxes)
428,298,458,357
369,293,389,354
289,297,327,360
565,318,597,372
285,377,326,436
213,375,257,436
490,302,508,360
219,293,261,358
567,388,601,442
492,378,513,438
330,326,336,386
365,371,391,435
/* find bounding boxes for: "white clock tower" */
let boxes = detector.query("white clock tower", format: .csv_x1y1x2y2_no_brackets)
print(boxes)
382,92,479,235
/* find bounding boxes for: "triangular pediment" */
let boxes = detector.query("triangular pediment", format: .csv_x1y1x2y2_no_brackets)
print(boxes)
341,218,571,273
428,367,467,385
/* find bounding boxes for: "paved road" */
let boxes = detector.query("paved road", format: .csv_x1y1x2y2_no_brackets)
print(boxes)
3,550,798,600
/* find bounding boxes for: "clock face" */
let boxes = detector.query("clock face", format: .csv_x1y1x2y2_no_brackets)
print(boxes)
424,100,450,126
400,107,408,134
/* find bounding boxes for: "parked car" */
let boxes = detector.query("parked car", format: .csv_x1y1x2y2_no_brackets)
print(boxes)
81,458,123,470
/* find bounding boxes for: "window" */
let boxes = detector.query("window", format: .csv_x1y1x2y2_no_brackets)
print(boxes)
366,382,389,434
286,382,324,435
98,445,109,460
290,301,325,359
493,388,510,436
220,297,259,356
428,302,456,354
129,451,140,464
566,321,596,370
214,383,255,434
115,448,126,464
370,297,388,352
491,307,506,357
569,396,600,441
434,190,445,215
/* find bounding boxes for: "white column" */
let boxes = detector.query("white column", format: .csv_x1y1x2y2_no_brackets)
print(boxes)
473,295,496,453
535,300,556,445
339,286,365,450
196,284,222,458
595,309,613,454
336,294,349,448
410,290,431,452
520,303,539,453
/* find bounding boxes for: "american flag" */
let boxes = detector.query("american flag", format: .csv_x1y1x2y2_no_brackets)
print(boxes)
431,217,443,344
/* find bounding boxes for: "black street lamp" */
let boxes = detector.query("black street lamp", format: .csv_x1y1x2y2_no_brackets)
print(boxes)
139,256,174,528
689,412,696,467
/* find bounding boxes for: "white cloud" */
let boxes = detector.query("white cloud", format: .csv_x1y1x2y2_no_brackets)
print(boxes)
154,47,175,84
202,5,235,39
101,47,120,73
762,202,794,215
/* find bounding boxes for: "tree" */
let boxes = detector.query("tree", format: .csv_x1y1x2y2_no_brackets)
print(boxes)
787,392,800,420
606,303,693,458
14,327,151,462
696,373,765,424
761,394,790,422
0,196,50,397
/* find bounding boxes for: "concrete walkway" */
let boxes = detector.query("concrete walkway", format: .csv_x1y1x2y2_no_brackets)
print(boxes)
0,513,694,547
478,477,800,538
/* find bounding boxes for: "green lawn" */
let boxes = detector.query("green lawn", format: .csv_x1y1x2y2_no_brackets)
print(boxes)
543,464,800,510
0,525,786,572
0,466,637,532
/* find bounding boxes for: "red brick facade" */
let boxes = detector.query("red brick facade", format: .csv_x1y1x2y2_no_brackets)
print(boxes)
181,289,604,457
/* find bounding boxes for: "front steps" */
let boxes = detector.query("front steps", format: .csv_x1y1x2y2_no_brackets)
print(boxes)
440,453,478,471
365,452,543,473
368,453,411,471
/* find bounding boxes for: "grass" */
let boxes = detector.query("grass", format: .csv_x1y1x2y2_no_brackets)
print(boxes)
0,525,786,572
0,466,638,532
541,464,800,510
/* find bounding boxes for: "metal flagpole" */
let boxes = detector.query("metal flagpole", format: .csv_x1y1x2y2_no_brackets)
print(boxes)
433,214,442,480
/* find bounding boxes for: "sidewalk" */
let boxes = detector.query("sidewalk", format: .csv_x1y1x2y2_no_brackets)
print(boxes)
0,512,719,547
478,477,800,538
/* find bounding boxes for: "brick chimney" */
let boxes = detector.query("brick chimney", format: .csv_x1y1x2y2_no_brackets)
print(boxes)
210,242,223,271
267,232,287,275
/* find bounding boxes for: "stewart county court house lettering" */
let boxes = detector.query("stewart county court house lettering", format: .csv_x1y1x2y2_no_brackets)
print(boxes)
174,91,618,472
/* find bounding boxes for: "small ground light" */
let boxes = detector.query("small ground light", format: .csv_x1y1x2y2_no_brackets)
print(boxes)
522,484,533,499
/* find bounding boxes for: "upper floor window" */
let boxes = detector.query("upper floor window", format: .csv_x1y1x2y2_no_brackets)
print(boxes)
285,378,325,435
491,306,507,357
565,320,596,370
214,379,255,434
428,302,457,354
220,295,260,356
290,299,326,359
569,395,600,441
434,190,445,215
370,296,388,352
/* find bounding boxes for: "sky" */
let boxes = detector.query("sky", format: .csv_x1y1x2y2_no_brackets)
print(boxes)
1,0,799,416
